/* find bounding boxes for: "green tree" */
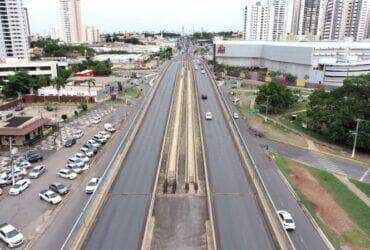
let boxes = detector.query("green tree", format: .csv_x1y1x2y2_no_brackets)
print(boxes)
86,78,96,98
60,69,73,81
256,81,298,114
51,77,66,102
2,72,34,98
93,61,112,76
307,75,370,151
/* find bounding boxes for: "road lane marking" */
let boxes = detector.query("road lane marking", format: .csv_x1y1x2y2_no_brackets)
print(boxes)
360,169,370,182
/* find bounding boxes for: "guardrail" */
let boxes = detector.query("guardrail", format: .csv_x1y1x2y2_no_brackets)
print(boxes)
202,62,295,250
61,61,171,250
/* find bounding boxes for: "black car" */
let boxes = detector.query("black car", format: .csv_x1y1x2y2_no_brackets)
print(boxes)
25,152,43,163
49,182,69,195
201,94,208,100
82,144,98,154
65,138,77,147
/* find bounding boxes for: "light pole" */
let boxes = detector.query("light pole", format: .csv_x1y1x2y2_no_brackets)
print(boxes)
351,119,361,158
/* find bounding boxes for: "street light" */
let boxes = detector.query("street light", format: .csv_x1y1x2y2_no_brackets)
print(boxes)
351,118,362,158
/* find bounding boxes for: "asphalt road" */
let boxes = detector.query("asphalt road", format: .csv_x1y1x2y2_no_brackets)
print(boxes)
195,66,275,250
84,60,180,250
219,83,329,249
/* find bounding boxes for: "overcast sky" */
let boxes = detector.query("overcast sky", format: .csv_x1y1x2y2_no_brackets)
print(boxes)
23,0,244,35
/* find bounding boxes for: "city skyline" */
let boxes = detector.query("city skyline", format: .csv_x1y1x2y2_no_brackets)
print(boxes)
23,0,244,34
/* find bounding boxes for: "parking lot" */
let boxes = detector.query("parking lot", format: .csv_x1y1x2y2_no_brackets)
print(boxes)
0,82,151,249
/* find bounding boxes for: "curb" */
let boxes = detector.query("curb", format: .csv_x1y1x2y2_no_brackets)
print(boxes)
273,157,335,250
63,61,172,250
202,63,290,250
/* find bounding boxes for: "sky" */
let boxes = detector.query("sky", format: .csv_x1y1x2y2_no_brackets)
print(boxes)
23,0,244,35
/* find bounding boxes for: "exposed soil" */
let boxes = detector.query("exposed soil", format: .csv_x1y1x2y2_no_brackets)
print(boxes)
288,164,356,236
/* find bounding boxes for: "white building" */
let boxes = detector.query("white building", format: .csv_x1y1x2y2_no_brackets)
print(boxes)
83,26,101,44
0,0,30,61
0,61,67,81
59,0,83,43
214,40,370,87
322,0,369,41
243,0,291,41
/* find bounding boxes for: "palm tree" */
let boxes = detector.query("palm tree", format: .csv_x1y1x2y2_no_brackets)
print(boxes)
86,78,96,103
52,77,66,103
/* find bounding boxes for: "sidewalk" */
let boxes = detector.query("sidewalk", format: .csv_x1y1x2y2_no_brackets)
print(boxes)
336,175,370,206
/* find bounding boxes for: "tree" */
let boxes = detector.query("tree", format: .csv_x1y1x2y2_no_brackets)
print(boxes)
86,78,96,99
256,81,298,114
51,77,66,102
2,72,35,98
60,69,73,81
307,75,370,151
285,73,297,85
93,61,112,76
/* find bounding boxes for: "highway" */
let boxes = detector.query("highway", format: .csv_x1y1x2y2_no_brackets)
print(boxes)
218,79,329,249
195,64,275,250
84,60,180,250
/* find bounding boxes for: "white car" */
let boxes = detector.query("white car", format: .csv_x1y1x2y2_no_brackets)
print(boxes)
80,147,94,157
0,223,24,248
205,112,213,120
75,153,89,163
233,112,239,119
18,161,31,170
87,139,101,148
277,210,296,231
39,190,62,205
9,179,31,196
93,134,107,144
86,177,100,194
66,164,83,174
29,165,47,179
104,123,116,133
68,157,85,168
58,168,77,180
194,66,198,70
201,70,206,74
91,116,102,124
73,130,84,139
98,130,111,139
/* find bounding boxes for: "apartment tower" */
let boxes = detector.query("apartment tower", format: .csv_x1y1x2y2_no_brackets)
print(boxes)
59,0,83,43
0,0,30,62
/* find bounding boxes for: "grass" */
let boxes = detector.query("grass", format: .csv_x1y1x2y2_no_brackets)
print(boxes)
349,179,370,198
104,98,124,104
273,154,341,249
308,167,370,236
126,87,141,98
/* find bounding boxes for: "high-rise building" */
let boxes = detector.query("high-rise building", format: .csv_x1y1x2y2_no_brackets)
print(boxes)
83,26,101,44
243,0,290,41
322,0,369,41
22,7,31,43
297,0,327,37
59,0,83,43
0,0,30,62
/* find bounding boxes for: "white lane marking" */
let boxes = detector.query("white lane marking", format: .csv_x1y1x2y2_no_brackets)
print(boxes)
360,168,370,182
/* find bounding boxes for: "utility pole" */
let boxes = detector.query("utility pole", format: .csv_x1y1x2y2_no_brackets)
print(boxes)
351,119,361,158
9,137,17,186
265,96,269,122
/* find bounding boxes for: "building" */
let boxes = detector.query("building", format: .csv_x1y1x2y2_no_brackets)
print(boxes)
50,27,61,40
0,113,50,146
83,26,101,44
22,7,31,44
0,0,30,61
243,0,291,41
59,0,83,43
297,0,326,37
214,40,370,87
322,0,369,41
0,61,67,81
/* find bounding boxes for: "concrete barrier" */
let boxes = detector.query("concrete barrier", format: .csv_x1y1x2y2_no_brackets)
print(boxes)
62,61,172,250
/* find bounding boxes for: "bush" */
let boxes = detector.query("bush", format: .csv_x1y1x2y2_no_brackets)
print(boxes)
61,114,68,121
79,102,88,111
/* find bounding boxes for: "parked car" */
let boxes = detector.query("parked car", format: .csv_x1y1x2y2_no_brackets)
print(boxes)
205,112,213,120
0,223,24,248
93,134,107,144
104,123,116,133
0,175,22,187
80,147,94,157
18,161,31,170
68,157,84,167
98,130,111,139
66,164,83,174
64,138,77,147
24,152,43,163
233,112,239,119
58,169,77,180
85,177,100,194
75,153,89,163
73,130,84,139
81,144,98,154
10,167,27,177
87,139,101,148
49,182,69,195
91,116,102,124
39,190,62,205
277,210,296,231
201,94,208,100
201,70,206,74
29,165,47,179
9,179,31,196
